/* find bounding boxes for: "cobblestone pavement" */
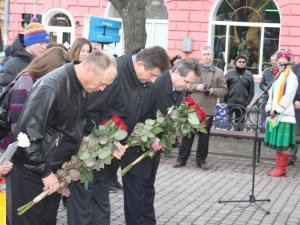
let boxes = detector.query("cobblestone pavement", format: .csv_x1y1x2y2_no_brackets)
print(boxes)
57,137,300,225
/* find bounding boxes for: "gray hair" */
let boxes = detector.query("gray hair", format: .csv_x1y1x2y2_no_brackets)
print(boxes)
200,46,214,56
83,50,116,73
172,57,199,77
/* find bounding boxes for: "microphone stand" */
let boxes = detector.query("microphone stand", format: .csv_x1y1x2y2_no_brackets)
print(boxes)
218,67,287,214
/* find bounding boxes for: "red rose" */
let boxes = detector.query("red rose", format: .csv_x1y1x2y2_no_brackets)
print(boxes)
119,123,128,131
196,109,202,116
205,119,210,126
191,104,200,111
100,119,108,125
184,96,195,107
198,110,207,122
112,115,123,126
201,110,207,119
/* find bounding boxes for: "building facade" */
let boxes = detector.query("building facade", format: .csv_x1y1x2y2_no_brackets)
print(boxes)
7,0,300,75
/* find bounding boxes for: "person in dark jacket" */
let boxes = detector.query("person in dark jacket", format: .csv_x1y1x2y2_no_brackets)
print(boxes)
138,57,197,225
119,47,170,225
216,52,226,71
152,57,198,113
288,63,300,165
8,50,118,225
0,22,49,89
259,54,278,128
84,46,170,225
222,55,254,130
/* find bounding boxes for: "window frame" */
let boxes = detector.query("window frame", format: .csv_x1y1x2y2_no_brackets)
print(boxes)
209,1,281,76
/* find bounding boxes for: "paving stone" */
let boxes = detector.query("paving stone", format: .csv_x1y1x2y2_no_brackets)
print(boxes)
57,137,300,225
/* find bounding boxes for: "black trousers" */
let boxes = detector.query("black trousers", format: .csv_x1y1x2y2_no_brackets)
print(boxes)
177,117,213,165
90,168,111,225
9,165,61,225
66,168,112,225
122,172,156,225
229,106,246,131
110,158,120,184
66,181,93,225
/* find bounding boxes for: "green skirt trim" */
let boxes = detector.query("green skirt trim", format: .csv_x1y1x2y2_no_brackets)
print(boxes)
264,122,296,150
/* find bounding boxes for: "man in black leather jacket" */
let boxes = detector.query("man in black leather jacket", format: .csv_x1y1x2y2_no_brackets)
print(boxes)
222,55,254,130
8,50,118,225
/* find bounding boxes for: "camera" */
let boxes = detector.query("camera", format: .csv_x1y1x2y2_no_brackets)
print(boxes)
204,84,210,96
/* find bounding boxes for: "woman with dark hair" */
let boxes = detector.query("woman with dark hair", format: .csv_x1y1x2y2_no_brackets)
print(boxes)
69,37,92,62
0,47,71,150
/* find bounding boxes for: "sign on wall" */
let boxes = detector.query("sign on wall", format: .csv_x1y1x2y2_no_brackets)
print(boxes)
88,16,122,43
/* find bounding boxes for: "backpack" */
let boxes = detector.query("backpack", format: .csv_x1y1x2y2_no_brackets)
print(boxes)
0,73,22,139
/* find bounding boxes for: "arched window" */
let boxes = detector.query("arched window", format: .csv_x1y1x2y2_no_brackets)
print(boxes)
43,8,75,46
48,13,72,27
211,0,280,75
105,0,168,56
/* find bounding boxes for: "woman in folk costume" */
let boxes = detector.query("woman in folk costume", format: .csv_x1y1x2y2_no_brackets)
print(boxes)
264,49,298,177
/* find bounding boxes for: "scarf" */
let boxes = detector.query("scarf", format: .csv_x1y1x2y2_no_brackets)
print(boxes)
235,67,246,75
268,66,291,128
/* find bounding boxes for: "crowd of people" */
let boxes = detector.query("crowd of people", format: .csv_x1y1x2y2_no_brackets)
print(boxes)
0,20,299,225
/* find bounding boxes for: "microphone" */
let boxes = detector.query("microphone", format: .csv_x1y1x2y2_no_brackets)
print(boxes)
278,62,291,67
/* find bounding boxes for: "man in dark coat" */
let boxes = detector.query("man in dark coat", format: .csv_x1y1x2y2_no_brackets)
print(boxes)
152,57,198,114
123,57,197,225
222,55,254,130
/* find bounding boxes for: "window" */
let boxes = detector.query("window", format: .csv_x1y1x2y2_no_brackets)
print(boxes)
49,13,72,27
43,8,74,46
211,0,280,75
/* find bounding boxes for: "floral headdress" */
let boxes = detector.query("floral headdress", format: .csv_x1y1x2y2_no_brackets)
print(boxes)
275,49,294,62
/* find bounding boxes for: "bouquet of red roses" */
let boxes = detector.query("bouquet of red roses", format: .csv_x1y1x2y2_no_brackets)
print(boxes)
17,115,128,215
121,96,207,175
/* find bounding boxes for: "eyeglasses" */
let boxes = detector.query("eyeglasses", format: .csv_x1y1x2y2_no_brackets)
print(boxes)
237,61,246,63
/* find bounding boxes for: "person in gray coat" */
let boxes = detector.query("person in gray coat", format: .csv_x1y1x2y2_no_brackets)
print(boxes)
174,46,227,170
259,54,278,129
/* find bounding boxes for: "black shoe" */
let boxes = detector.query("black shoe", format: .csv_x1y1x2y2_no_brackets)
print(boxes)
114,181,123,189
198,161,209,170
288,161,295,166
109,185,118,193
172,143,179,148
173,162,186,168
172,140,180,148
